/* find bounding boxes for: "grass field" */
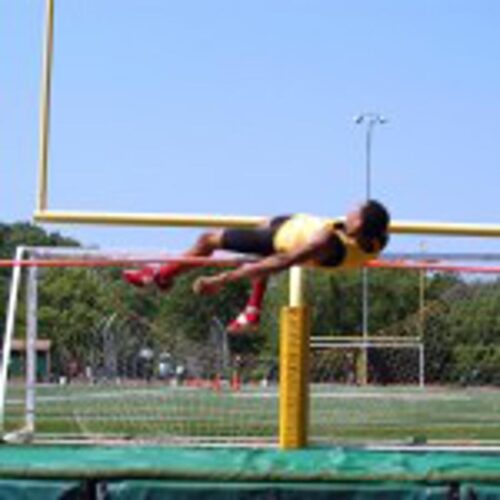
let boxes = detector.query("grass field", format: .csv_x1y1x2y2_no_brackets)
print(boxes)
5,382,500,445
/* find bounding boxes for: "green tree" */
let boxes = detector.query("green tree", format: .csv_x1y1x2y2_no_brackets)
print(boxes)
38,268,112,376
0,221,79,340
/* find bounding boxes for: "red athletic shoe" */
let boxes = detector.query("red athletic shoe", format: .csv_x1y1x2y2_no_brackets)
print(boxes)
154,263,181,291
123,266,174,292
227,306,260,334
122,267,156,288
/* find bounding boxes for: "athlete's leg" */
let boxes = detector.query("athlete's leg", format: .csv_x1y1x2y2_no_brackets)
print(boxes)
227,277,268,334
123,231,224,290
155,231,223,284
225,217,283,333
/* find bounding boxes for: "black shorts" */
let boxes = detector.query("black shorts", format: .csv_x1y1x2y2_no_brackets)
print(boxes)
221,215,290,256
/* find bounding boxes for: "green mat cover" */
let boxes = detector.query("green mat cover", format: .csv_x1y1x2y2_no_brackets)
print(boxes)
0,446,500,482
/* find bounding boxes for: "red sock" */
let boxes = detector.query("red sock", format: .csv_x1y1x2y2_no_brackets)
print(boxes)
156,262,183,281
246,279,267,310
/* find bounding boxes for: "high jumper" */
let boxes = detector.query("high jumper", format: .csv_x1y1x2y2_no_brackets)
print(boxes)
123,200,390,333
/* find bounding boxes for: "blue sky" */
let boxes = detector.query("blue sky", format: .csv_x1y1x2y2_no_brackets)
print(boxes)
2,1,499,253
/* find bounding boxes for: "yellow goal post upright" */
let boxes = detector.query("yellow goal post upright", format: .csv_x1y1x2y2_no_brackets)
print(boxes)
31,0,500,451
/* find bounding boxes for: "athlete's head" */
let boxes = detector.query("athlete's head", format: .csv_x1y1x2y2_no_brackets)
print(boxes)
346,200,390,252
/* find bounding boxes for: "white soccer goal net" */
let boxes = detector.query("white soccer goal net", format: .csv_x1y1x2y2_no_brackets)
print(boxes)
308,257,500,445
1,247,278,445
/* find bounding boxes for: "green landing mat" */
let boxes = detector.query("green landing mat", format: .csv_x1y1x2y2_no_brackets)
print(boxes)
2,447,500,498
1,446,500,482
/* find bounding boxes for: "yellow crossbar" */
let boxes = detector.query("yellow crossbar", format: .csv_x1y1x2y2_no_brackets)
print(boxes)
34,210,500,237
33,210,265,229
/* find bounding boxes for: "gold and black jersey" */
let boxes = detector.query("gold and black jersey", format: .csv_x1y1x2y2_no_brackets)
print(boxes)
273,213,380,269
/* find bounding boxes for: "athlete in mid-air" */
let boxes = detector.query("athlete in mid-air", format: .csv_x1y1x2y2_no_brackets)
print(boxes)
123,200,390,334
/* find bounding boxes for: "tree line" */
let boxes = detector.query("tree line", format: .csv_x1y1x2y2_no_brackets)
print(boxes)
2,221,500,385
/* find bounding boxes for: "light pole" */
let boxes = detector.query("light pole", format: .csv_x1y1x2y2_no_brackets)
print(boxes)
354,112,388,384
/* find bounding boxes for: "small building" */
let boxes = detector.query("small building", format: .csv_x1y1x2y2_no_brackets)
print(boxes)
9,339,52,381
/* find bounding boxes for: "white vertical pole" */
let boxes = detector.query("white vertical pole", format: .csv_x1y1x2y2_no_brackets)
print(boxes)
419,344,425,389
26,258,38,433
289,266,304,307
418,245,426,389
0,246,25,432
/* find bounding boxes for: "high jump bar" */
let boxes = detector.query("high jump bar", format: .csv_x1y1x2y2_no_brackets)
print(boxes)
366,260,500,273
3,256,500,274
0,256,254,269
33,209,500,237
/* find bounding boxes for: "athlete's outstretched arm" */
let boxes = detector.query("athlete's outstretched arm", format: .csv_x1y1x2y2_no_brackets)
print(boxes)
193,228,334,295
